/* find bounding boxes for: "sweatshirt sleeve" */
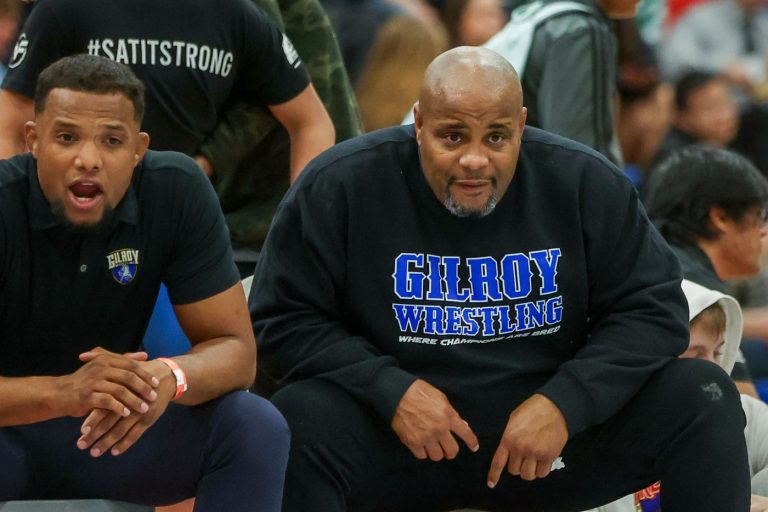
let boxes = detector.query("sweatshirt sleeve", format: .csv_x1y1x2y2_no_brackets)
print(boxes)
249,169,418,422
537,168,689,435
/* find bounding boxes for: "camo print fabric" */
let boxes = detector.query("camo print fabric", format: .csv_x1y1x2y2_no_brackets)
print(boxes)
199,0,362,247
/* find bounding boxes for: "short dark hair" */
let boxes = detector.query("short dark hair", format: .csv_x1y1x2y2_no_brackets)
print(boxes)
35,54,145,122
674,71,721,111
646,145,768,246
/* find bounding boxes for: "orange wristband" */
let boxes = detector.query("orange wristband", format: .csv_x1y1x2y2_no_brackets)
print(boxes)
156,357,188,400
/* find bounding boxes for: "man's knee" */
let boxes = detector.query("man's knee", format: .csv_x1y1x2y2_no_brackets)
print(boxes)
271,379,375,445
210,390,290,450
0,429,32,500
642,358,744,427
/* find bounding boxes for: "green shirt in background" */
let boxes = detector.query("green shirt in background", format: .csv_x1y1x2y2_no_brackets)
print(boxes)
199,0,363,249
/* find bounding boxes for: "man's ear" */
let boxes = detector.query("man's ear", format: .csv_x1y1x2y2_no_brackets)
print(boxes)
24,121,38,156
708,205,732,234
413,101,423,145
135,131,150,165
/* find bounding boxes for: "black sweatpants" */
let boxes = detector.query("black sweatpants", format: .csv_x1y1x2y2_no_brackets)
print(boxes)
272,358,750,512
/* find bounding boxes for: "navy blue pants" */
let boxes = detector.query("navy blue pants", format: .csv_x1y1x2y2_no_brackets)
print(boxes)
0,391,289,511
272,359,750,512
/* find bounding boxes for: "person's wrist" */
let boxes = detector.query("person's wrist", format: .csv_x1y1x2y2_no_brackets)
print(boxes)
155,358,188,401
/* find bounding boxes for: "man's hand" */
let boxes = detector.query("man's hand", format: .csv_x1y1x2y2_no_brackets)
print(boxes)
487,393,568,488
56,347,160,420
76,357,177,457
391,379,479,461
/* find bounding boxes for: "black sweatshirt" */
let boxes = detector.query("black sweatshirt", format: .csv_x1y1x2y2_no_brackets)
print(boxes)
250,125,688,436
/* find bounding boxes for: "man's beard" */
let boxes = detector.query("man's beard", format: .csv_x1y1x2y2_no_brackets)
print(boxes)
50,201,115,235
443,183,498,218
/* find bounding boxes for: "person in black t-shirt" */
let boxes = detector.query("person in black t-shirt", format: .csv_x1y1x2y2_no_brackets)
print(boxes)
0,0,335,182
250,46,750,512
0,55,288,511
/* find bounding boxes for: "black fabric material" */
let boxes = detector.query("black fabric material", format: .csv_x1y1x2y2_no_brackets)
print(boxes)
250,124,689,438
272,358,749,512
2,0,309,155
0,151,239,377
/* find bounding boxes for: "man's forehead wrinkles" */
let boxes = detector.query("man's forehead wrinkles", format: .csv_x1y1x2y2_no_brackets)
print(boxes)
431,117,517,129
50,117,129,129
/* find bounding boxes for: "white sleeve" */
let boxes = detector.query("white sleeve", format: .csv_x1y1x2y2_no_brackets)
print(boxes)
742,394,768,480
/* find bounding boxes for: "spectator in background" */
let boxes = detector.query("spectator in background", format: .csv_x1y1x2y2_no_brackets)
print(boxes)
320,0,395,86
730,99,768,179
323,0,440,85
0,0,20,82
0,0,334,177
615,79,673,189
614,18,673,189
643,90,768,385
440,0,508,47
356,15,448,132
643,72,768,204
660,0,768,93
649,71,740,172
517,0,642,166
645,145,768,398
667,72,740,150
206,0,363,272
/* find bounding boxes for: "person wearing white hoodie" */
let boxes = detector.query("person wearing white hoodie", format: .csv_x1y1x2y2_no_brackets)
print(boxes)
585,279,768,512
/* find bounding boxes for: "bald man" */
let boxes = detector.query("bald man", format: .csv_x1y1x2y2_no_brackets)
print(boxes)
250,47,750,511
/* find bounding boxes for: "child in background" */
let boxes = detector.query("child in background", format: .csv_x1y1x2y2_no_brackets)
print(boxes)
585,279,768,512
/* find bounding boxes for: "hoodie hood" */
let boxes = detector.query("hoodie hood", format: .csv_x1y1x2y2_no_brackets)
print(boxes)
681,279,743,375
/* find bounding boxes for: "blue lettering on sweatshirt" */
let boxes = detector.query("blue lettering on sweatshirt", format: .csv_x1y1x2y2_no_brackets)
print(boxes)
391,250,563,337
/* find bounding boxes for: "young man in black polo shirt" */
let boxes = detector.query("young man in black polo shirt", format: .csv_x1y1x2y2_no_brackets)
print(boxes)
0,54,288,511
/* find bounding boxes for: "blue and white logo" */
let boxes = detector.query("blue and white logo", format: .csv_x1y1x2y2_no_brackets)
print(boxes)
106,248,140,285
391,249,564,344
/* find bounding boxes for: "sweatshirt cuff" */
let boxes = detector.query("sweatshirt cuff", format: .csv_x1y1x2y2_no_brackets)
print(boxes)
536,370,595,437
367,365,419,423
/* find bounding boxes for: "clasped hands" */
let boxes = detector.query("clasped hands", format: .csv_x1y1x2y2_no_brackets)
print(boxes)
391,379,568,489
59,347,176,458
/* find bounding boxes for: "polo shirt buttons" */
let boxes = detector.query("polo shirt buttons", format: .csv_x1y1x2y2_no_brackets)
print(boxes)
80,264,87,272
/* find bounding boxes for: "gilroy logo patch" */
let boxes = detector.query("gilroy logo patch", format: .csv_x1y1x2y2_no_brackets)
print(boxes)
107,248,140,284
